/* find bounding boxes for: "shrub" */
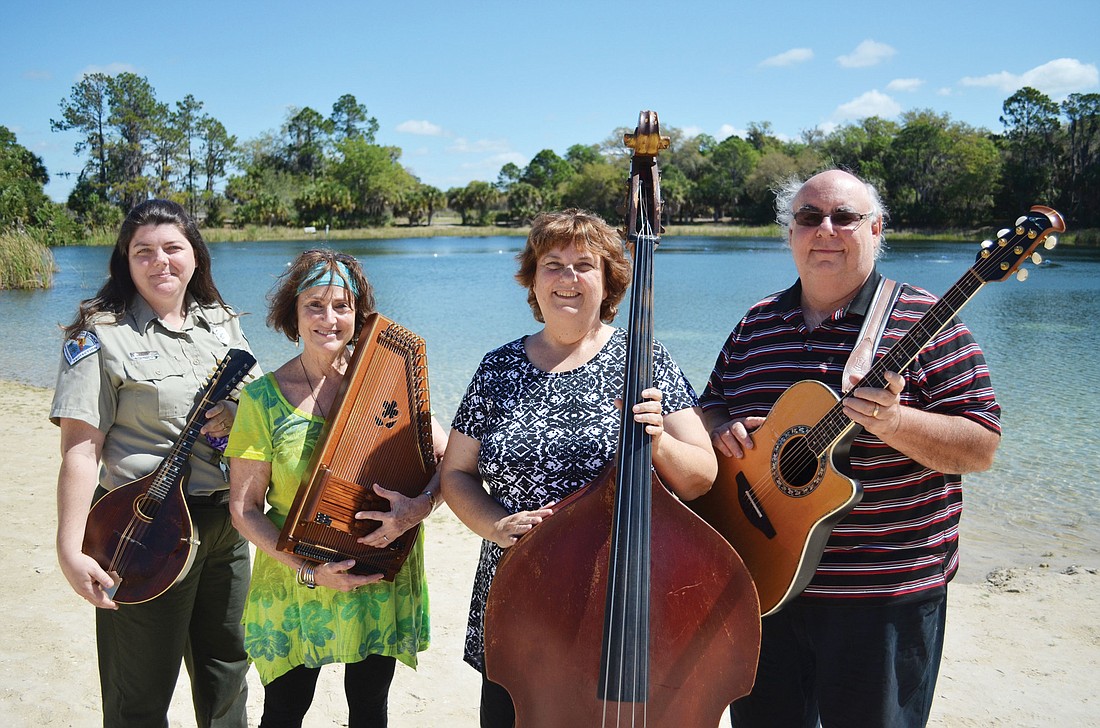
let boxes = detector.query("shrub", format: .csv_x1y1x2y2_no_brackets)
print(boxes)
0,228,55,289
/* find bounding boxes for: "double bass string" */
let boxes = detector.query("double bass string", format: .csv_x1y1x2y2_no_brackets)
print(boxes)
601,176,658,724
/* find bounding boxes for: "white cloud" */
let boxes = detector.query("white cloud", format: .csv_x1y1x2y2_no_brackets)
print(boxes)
447,137,512,154
833,90,902,121
760,48,814,68
456,151,529,180
836,40,896,69
717,124,744,140
75,62,139,80
679,125,704,137
23,69,51,81
936,87,954,96
395,119,446,136
886,78,924,92
960,57,1099,95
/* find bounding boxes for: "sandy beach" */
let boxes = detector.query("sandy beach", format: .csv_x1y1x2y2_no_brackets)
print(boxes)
2,379,1096,727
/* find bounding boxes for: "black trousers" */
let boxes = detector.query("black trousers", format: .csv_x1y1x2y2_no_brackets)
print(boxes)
95,501,250,728
730,594,948,728
259,654,397,728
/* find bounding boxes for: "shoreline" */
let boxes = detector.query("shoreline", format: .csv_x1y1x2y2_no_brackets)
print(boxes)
3,379,1096,726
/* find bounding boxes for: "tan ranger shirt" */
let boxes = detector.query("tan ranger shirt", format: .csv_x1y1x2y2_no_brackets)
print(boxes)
50,296,259,496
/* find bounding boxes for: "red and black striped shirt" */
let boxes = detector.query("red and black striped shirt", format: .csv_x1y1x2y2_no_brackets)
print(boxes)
700,271,1001,603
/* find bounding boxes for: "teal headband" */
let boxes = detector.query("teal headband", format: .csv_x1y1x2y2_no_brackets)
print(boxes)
297,260,360,296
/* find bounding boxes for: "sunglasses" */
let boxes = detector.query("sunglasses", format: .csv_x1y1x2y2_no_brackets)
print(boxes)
793,210,872,229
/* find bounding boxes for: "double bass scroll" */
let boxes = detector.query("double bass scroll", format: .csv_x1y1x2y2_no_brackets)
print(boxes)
276,312,436,581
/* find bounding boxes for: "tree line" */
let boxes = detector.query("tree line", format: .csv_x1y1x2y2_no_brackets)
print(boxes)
2,72,1099,243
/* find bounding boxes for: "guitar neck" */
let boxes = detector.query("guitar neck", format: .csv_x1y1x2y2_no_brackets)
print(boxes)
809,271,985,453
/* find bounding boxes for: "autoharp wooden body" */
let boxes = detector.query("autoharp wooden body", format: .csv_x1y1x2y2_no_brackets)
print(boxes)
276,312,436,580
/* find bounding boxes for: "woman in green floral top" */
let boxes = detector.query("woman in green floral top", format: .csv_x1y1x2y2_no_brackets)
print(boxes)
226,249,447,727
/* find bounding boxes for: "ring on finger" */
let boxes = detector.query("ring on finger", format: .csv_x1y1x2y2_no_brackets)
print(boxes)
872,405,880,418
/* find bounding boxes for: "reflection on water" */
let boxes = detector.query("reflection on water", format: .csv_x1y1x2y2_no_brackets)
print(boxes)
4,236,1098,580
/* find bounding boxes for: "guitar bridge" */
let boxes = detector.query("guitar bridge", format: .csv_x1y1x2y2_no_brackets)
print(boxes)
736,472,776,539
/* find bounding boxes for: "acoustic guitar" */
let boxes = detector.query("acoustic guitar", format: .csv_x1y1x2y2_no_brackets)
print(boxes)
690,206,1065,616
82,348,255,604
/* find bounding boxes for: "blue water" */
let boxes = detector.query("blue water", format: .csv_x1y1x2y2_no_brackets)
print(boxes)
4,235,1098,580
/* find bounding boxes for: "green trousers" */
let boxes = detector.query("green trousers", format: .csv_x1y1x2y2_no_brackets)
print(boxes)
95,501,250,728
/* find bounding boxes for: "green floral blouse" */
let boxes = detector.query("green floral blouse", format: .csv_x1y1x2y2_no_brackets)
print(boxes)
225,372,430,685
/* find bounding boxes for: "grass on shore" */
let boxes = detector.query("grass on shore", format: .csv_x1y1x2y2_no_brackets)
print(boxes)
0,228,55,290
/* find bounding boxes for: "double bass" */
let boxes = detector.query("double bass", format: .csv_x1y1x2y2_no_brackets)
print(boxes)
484,111,760,727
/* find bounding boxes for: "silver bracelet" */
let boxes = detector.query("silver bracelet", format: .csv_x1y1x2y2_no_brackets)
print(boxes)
296,561,317,589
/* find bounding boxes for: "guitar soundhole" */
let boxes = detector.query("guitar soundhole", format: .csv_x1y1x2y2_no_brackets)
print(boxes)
772,428,825,497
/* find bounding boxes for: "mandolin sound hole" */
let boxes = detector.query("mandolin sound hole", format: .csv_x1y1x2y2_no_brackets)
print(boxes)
774,433,822,497
132,495,158,522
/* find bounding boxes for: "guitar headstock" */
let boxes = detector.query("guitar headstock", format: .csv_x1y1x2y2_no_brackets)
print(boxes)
205,348,256,404
976,205,1065,283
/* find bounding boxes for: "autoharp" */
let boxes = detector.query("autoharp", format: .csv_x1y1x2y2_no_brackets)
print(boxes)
277,312,436,580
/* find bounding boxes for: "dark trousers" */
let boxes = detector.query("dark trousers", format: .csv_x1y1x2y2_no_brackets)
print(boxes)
730,594,948,728
95,501,250,728
258,654,397,728
479,672,517,728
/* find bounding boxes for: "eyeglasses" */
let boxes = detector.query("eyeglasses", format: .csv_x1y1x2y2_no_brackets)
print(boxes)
793,209,873,230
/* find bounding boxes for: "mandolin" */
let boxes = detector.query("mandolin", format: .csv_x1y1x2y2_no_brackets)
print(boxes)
82,348,255,604
690,206,1065,616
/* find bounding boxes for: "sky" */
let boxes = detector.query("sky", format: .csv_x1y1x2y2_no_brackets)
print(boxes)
3,0,1098,203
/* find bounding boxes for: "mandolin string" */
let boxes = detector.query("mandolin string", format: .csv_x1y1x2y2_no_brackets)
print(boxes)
108,366,224,584
738,227,1035,511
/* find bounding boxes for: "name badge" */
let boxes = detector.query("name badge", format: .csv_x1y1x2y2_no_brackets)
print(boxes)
128,351,160,361
212,326,230,345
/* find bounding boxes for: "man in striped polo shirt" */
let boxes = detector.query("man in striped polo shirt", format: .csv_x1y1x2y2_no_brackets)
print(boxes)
701,169,1001,727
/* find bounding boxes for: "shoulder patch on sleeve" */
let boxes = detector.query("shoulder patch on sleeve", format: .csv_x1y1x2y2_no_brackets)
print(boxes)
63,330,101,366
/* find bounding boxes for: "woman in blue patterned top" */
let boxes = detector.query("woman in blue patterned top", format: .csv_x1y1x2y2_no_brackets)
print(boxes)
439,209,717,728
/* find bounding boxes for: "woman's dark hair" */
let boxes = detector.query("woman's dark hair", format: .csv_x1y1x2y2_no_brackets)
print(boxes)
63,199,229,338
267,249,376,344
515,208,631,323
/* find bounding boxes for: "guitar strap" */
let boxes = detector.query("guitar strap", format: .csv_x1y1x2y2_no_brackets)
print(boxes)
841,276,900,393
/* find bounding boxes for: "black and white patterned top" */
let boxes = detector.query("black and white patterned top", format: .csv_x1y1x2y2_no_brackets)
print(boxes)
450,327,699,671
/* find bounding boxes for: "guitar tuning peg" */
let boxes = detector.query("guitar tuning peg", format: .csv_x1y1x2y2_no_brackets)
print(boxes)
1014,215,1027,226
996,228,1010,239
1016,268,1029,282
1031,252,1042,265
980,239,994,249
1044,235,1058,250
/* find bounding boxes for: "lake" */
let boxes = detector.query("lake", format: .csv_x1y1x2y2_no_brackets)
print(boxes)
3,234,1097,580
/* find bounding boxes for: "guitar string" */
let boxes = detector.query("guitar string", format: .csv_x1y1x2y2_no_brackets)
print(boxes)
736,229,1041,516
